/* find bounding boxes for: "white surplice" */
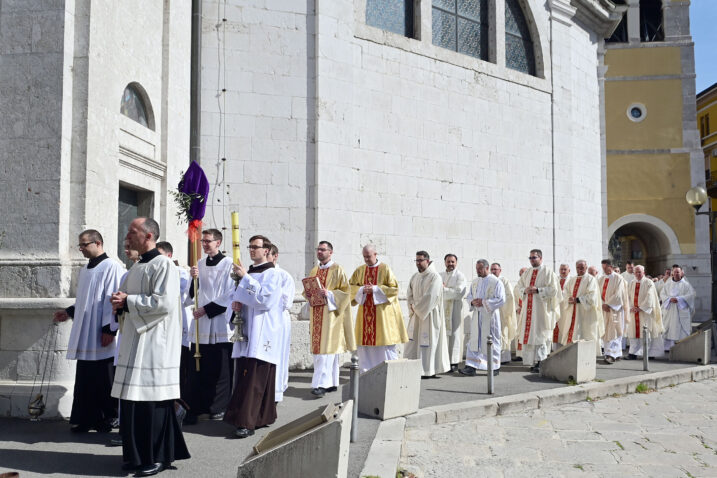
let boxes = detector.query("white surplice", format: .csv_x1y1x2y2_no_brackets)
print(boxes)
465,274,505,370
67,257,124,361
627,277,664,357
516,265,562,365
274,264,295,401
440,269,467,365
660,278,696,346
112,253,182,402
405,262,450,376
558,274,602,355
190,255,234,344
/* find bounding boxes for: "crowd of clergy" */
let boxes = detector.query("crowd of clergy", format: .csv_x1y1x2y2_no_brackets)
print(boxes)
54,221,699,476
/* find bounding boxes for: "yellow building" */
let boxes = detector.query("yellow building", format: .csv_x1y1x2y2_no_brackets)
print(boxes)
602,0,708,319
697,83,717,206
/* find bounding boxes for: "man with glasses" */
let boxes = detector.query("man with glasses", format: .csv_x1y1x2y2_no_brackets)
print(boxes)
224,235,284,439
516,249,561,372
304,241,356,398
54,229,124,433
349,245,408,372
184,228,235,425
406,251,450,377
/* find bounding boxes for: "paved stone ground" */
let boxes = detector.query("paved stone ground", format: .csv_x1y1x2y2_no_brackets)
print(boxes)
402,378,717,478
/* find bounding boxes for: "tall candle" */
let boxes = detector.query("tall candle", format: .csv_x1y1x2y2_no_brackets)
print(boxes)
231,211,241,265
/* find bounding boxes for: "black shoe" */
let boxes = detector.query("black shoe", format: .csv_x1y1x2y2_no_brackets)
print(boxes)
311,387,326,397
450,364,459,373
210,412,225,421
458,366,477,376
625,354,637,360
109,437,123,447
110,417,120,429
604,355,615,364
511,356,522,362
95,421,112,433
70,425,90,433
235,428,255,439
492,369,500,376
183,414,198,425
134,462,164,477
420,374,437,379
529,361,541,373
325,386,337,392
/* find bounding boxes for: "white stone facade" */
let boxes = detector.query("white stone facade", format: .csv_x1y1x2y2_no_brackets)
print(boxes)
0,1,191,417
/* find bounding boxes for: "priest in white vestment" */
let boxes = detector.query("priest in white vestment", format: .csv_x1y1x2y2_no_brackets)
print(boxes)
621,261,636,284
224,235,284,439
553,264,572,349
405,251,450,377
660,265,696,350
598,259,629,363
558,260,602,355
185,229,235,423
110,218,189,474
54,229,124,433
269,244,295,402
627,265,664,358
491,263,517,363
460,260,505,376
516,249,561,372
440,254,467,371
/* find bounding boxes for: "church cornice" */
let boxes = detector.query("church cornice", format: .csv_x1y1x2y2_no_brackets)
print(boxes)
569,0,623,37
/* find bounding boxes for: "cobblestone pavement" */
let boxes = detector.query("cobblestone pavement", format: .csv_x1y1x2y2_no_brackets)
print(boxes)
401,378,717,478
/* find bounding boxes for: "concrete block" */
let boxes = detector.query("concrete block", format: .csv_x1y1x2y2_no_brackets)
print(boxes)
404,409,436,428
359,417,405,478
430,398,499,424
536,386,589,409
238,401,352,478
653,369,693,389
669,329,711,365
358,359,421,420
691,365,714,382
540,340,596,384
497,392,539,415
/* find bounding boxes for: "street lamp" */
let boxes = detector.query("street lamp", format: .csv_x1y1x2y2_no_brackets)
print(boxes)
685,186,716,346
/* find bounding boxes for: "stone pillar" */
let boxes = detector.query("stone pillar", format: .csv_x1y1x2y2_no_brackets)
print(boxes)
626,0,641,44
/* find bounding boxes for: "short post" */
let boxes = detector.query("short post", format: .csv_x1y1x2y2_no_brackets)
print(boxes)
350,353,359,443
487,335,494,394
642,325,649,372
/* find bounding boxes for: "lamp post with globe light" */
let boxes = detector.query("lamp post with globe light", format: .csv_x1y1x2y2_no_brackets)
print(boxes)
685,186,716,343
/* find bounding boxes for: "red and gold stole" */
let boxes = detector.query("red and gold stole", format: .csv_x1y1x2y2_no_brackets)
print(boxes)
633,281,641,338
566,277,583,343
362,265,379,346
523,269,539,345
310,267,330,354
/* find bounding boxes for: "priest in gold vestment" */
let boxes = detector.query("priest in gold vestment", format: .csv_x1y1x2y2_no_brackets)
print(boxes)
304,241,356,398
349,245,408,372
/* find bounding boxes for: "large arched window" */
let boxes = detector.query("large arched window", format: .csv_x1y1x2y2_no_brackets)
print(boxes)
120,83,154,130
432,0,488,60
505,0,536,76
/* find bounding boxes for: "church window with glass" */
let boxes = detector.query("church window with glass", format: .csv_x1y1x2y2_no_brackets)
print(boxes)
432,0,488,60
505,0,536,76
366,0,415,38
120,83,154,130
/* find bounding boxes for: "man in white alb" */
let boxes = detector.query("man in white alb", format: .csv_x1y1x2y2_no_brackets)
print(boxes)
440,254,467,372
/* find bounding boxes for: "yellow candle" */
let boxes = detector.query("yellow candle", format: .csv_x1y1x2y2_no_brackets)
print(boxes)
231,211,241,265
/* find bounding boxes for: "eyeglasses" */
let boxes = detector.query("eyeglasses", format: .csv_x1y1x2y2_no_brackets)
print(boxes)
528,256,539,260
78,242,94,248
414,259,427,263
200,239,216,244
247,245,267,250
316,248,329,252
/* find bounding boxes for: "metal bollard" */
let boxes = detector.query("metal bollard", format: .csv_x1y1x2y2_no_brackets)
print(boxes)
350,353,359,443
642,325,649,372
487,335,494,395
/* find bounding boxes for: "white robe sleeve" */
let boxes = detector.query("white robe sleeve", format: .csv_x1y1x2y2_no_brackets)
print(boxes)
371,285,388,305
484,279,506,312
125,259,180,334
234,270,282,312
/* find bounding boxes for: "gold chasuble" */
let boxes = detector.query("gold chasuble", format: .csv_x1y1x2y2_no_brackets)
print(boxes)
349,263,408,347
305,264,357,355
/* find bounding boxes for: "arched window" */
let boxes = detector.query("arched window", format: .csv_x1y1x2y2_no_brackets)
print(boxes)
120,83,154,130
432,0,488,60
505,0,536,76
